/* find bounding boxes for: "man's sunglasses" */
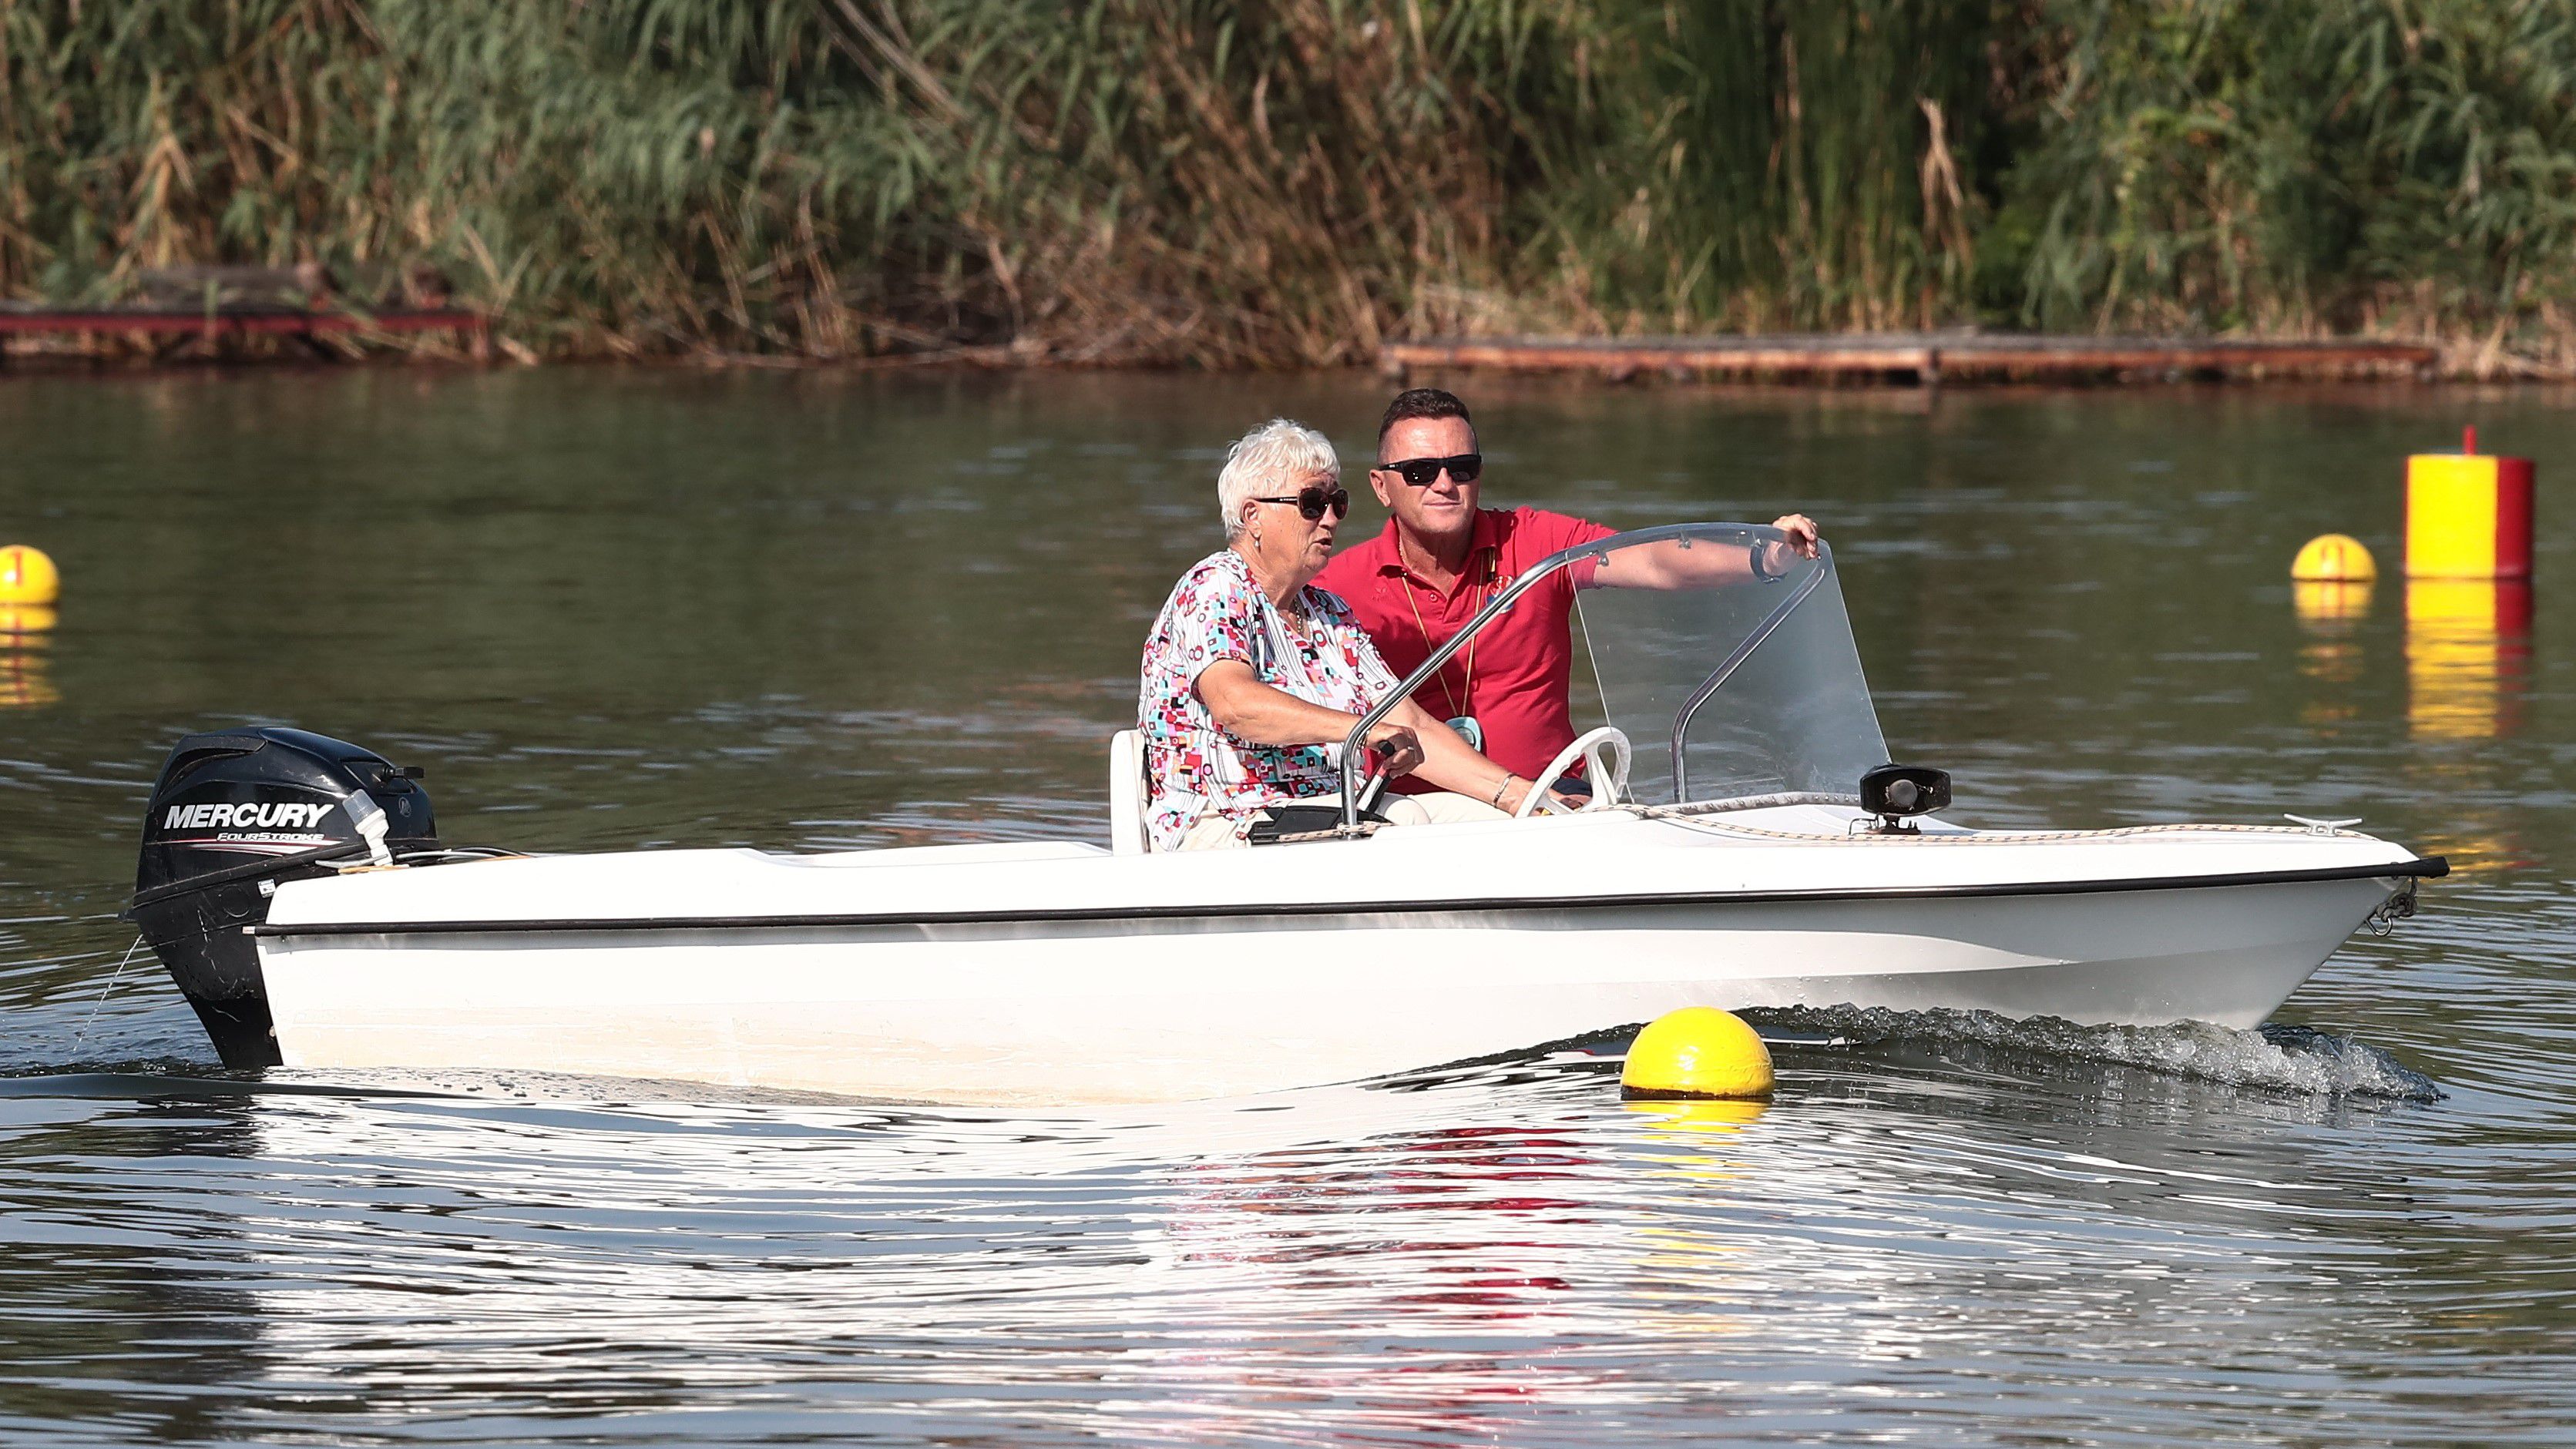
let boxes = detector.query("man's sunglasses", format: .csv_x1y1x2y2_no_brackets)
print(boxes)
1373,453,1483,487
1252,485,1352,521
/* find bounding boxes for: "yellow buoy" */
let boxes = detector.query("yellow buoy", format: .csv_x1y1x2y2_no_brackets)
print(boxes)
2291,533,2376,583
0,544,61,605
1620,1007,1775,1100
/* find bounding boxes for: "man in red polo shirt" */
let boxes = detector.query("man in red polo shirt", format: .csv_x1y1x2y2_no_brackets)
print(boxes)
1315,387,1819,797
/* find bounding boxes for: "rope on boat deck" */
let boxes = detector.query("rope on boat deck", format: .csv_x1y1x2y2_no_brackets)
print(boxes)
1666,817,2369,845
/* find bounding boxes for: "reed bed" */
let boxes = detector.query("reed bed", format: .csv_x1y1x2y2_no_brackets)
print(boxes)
1,0,2569,371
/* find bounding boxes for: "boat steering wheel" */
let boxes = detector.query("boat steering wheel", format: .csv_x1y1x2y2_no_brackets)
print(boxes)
1516,726,1632,817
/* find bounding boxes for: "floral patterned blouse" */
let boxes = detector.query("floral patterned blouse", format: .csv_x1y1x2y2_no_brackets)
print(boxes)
1138,550,1400,850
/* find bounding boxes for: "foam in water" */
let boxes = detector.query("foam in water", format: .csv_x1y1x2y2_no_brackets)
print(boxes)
1741,1005,2443,1102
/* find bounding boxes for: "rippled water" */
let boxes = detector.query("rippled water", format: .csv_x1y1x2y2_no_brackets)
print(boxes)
5,371,2574,1442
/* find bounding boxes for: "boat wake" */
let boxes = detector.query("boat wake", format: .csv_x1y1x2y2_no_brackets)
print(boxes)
1744,1005,2442,1102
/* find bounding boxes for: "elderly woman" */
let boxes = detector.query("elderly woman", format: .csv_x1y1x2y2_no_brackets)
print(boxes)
1140,418,1548,851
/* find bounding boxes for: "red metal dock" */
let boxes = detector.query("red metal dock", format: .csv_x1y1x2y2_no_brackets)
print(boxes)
0,304,486,362
1381,334,2442,385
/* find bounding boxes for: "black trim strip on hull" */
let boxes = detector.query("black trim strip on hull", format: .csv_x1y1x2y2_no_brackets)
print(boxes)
251,855,2447,940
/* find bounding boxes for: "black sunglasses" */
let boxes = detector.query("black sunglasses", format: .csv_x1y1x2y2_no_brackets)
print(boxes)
1373,453,1483,487
1251,485,1352,522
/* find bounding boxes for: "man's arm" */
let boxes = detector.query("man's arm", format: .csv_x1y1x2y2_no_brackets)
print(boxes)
1587,513,1821,590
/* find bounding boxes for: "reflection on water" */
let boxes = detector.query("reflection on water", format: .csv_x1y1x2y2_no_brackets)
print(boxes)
5,372,2576,1442
2294,580,2374,735
2407,578,2534,741
2402,579,2538,874
1,603,55,708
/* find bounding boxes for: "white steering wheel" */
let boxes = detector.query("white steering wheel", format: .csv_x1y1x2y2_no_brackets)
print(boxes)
1516,726,1632,817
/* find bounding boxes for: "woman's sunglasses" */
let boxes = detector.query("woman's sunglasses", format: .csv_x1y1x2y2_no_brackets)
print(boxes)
1252,485,1352,521
1373,453,1483,487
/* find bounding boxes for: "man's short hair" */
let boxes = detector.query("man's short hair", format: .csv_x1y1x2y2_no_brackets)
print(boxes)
1217,418,1338,539
1377,388,1473,455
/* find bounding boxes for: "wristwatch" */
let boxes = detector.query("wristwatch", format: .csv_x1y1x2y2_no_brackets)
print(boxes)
1748,540,1784,582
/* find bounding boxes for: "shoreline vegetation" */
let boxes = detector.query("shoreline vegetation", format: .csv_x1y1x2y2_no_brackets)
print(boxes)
6,2,2574,376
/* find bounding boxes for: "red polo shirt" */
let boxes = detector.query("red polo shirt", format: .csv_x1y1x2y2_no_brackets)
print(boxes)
1315,506,1616,787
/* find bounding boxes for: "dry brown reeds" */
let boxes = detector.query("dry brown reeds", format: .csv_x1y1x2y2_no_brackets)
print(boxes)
2,1,2570,371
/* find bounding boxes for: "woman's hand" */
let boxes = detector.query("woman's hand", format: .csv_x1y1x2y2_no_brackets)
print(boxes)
1363,722,1424,778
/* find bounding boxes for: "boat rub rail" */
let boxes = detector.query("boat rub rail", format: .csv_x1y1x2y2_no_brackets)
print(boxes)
250,856,2447,938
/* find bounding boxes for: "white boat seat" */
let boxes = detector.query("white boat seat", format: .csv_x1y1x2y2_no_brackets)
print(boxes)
1108,730,1150,855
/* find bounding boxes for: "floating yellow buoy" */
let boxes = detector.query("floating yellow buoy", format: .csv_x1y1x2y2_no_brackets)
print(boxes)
1620,1007,1775,1101
2291,533,2376,583
0,544,60,605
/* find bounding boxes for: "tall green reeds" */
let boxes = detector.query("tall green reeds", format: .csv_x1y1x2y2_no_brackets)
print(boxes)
0,0,915,355
2001,0,2576,371
0,1,2568,368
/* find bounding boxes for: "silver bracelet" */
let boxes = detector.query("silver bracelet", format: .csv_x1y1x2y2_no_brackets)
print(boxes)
1490,773,1515,808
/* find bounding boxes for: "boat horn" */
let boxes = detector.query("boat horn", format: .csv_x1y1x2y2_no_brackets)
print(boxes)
1859,764,1950,834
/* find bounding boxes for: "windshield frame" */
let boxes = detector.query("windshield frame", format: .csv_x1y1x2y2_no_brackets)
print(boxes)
1334,521,1841,826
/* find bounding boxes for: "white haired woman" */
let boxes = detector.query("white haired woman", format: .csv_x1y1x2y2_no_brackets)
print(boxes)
1139,418,1554,851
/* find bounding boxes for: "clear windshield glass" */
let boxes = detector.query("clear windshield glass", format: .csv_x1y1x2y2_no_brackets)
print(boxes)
1572,527,1886,803
1368,523,1887,809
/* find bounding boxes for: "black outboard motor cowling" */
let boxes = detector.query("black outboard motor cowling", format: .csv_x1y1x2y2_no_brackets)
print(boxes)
128,727,437,1067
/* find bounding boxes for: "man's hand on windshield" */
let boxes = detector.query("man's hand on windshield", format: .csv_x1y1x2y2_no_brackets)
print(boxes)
1771,513,1821,559
1590,515,1825,590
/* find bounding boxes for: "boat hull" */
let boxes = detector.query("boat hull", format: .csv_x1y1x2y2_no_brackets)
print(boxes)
258,872,2406,1103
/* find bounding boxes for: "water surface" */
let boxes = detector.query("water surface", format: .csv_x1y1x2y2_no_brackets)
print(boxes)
2,370,2571,1443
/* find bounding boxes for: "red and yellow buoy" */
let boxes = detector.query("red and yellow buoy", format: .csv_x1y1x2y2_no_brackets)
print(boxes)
2407,428,2533,580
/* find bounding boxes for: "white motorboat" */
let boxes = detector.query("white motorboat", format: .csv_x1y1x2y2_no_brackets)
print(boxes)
127,524,2442,1103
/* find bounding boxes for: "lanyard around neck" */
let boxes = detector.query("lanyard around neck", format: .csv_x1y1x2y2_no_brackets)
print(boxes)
1400,549,1493,720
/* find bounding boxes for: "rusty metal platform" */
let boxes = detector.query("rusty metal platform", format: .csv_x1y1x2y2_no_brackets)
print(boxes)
1380,334,2441,384
0,304,486,362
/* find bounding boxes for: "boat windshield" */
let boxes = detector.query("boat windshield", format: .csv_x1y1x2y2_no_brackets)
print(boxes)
1340,522,1886,815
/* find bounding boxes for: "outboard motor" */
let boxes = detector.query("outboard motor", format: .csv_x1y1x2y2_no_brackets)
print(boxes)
126,727,437,1068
